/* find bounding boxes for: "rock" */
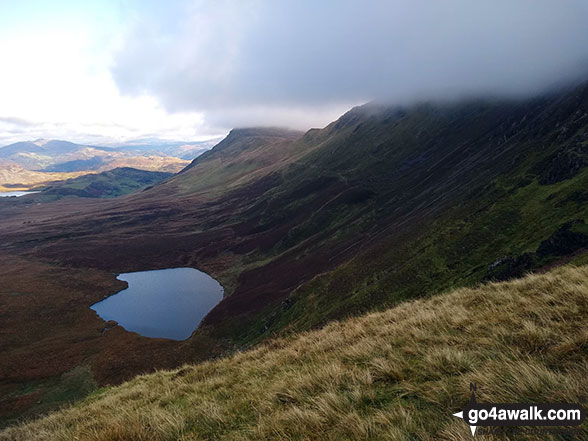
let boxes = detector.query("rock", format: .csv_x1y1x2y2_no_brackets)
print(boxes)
100,320,118,336
483,253,536,282
536,150,586,185
484,220,588,282
536,220,588,257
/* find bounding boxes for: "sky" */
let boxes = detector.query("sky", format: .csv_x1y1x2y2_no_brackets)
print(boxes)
1,0,588,146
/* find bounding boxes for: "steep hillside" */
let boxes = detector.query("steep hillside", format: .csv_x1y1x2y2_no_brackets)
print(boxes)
194,83,588,343
165,127,304,196
2,81,588,423
2,265,586,441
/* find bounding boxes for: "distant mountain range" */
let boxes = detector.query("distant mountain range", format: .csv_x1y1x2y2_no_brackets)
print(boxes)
0,137,219,189
104,137,222,160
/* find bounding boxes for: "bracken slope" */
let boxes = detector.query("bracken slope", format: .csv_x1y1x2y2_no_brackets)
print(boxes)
1,264,587,441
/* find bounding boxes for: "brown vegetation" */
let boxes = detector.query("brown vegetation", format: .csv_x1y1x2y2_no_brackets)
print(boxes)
0,254,224,426
2,264,587,440
0,129,309,424
3,85,588,429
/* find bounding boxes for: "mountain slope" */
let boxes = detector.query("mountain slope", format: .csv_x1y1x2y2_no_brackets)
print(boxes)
165,127,304,196
3,86,588,336
2,81,588,423
193,84,588,342
33,168,173,200
2,264,586,441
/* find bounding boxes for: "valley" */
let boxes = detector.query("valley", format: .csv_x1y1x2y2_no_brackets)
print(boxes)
0,139,199,191
2,2,587,439
2,261,587,440
0,160,88,192
1,81,588,432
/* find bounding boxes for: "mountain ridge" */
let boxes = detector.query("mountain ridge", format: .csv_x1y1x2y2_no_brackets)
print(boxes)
1,81,588,423
0,138,193,178
182,127,304,171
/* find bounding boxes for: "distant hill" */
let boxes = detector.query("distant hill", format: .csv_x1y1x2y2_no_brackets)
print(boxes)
0,139,110,170
32,167,173,200
43,156,105,172
0,159,87,191
0,138,194,186
0,139,82,156
106,138,222,160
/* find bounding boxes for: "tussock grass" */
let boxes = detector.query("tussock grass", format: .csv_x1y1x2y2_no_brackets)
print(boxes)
2,266,587,440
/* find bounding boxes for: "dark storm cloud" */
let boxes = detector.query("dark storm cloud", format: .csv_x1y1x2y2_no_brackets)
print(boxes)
112,0,588,128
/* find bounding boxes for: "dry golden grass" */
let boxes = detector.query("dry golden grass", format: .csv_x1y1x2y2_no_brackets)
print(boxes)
2,265,587,440
0,171,90,191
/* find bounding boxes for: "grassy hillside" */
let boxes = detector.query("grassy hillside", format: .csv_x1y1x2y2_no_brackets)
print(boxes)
2,82,588,423
165,128,304,197
32,168,173,200
195,83,588,343
2,264,586,440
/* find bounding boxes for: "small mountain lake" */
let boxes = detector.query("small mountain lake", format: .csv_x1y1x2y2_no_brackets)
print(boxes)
91,268,224,340
0,191,39,197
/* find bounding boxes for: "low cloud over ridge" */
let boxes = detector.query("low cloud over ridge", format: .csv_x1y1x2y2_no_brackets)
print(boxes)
112,0,588,130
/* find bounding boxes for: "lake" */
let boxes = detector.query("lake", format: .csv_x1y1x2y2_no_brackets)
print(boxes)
0,191,39,197
91,268,224,340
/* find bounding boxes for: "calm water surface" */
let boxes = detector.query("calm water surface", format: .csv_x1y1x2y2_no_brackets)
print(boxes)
0,191,39,197
91,268,224,340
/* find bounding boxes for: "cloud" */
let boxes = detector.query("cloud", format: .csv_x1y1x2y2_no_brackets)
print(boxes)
0,3,223,146
111,0,588,129
0,116,35,127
